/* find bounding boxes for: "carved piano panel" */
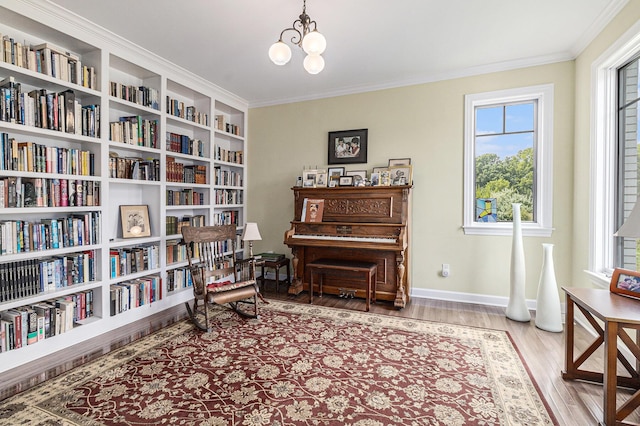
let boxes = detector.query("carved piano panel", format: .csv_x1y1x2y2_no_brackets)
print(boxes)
284,185,411,308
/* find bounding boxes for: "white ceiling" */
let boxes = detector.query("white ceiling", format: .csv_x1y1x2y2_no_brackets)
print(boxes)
48,0,627,108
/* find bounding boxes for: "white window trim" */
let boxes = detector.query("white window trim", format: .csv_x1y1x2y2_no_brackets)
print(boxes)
463,84,554,237
590,20,640,286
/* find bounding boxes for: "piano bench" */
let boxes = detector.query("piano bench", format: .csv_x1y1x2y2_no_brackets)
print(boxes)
307,258,377,312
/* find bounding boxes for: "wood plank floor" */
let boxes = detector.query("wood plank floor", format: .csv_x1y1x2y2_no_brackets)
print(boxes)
2,285,638,425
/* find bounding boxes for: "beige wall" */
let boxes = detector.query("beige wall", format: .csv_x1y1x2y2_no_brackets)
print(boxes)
247,61,575,303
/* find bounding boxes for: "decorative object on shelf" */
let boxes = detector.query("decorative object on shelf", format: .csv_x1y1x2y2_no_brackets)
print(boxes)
388,158,411,166
328,129,368,164
389,165,412,186
535,243,562,332
120,205,151,238
242,222,262,258
609,268,640,299
268,0,326,74
346,170,367,187
506,203,531,322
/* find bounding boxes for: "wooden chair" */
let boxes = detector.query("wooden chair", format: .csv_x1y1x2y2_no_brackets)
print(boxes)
182,224,264,331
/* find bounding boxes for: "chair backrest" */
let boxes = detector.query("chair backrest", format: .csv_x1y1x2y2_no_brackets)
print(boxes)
181,225,239,295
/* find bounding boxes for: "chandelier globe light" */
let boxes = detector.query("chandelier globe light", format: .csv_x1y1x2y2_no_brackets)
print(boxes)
268,0,326,74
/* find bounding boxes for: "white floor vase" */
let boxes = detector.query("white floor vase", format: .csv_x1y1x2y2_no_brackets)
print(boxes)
506,203,531,322
535,243,563,332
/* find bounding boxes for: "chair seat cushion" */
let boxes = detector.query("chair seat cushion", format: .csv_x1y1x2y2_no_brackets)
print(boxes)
206,279,256,293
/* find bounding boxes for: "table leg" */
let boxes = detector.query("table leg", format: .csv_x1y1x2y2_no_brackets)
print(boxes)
286,261,291,284
261,264,266,289
365,271,370,312
309,269,314,304
275,266,280,293
564,294,575,377
604,321,618,425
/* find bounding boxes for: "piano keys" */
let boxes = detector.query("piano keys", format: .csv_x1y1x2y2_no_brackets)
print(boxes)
284,185,412,308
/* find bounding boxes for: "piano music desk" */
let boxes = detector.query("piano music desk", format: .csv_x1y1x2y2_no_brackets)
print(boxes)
307,258,377,311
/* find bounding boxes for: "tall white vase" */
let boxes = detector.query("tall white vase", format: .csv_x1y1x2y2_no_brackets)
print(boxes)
506,203,531,322
535,243,563,332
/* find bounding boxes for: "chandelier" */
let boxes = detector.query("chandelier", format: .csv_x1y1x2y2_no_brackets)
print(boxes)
268,0,326,74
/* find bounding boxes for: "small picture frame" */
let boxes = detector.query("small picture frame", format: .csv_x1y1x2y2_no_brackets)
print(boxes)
380,170,391,186
347,170,367,187
120,205,151,238
388,158,411,166
316,172,328,187
610,268,640,299
302,169,317,187
339,176,354,186
328,129,368,164
372,166,388,174
328,177,338,188
328,167,345,178
389,165,413,186
370,172,380,186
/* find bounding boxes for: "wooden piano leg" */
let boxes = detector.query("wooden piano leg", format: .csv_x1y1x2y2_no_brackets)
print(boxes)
288,249,304,295
394,255,407,309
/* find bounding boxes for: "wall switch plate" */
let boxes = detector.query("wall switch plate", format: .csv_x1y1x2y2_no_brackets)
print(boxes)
442,263,450,277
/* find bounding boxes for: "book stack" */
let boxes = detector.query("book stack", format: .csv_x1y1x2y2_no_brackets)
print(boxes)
255,252,285,262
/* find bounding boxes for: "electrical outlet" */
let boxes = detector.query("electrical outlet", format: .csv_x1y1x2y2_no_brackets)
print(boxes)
442,263,450,277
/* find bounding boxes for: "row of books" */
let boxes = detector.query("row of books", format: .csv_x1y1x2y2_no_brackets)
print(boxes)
166,158,207,184
1,37,97,89
109,116,159,148
213,115,241,136
0,212,102,255
110,275,161,316
109,81,160,111
0,250,96,302
166,132,204,157
167,267,192,292
1,289,95,352
166,188,205,206
1,132,95,175
165,240,187,265
109,244,159,279
166,96,209,126
1,76,100,137
0,176,100,208
214,146,243,164
166,214,205,236
108,154,160,181
215,188,243,205
213,210,240,226
214,167,243,187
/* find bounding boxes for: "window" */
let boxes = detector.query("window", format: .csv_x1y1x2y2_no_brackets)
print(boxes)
463,85,554,236
591,21,640,284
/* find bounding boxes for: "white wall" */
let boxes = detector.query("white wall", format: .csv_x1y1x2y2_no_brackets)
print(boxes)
247,61,575,304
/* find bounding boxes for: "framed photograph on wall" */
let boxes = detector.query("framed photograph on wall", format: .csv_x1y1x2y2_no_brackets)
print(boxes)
328,129,368,164
120,205,151,238
389,165,413,186
610,268,640,299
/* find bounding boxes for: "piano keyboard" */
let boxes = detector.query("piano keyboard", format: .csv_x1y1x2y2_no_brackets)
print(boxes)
292,234,396,243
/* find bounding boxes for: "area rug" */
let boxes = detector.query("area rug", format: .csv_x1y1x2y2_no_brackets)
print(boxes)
0,300,556,425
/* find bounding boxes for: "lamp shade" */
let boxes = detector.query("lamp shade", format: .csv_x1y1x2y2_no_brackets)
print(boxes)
302,30,326,55
269,41,292,65
242,222,262,241
303,53,325,74
615,198,640,238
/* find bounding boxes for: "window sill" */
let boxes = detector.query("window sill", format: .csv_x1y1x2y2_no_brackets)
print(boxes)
463,224,553,237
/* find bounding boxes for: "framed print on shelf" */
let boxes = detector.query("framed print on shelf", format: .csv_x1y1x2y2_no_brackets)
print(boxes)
316,172,328,187
370,172,380,186
120,205,151,238
388,158,411,166
346,170,367,186
328,177,339,187
610,268,640,299
328,129,368,164
380,170,391,186
372,166,388,174
339,176,354,186
302,169,317,187
389,165,413,186
328,167,345,178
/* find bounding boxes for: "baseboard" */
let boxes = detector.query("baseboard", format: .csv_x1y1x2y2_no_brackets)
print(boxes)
410,287,544,312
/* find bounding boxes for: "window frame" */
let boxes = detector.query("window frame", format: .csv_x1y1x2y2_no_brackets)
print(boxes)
589,21,640,286
463,84,554,237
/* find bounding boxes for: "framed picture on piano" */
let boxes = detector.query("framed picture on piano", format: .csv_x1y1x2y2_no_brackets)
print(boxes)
328,129,368,164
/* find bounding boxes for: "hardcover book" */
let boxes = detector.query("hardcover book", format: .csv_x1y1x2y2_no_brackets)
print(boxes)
302,198,324,223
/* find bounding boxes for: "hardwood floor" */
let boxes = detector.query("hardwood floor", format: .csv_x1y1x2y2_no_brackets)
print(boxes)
1,286,637,425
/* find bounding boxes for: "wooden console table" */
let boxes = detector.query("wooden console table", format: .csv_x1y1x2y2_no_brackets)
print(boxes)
562,287,640,425
307,259,377,312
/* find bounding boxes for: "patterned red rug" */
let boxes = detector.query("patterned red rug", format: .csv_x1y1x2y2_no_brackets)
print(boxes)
1,300,556,425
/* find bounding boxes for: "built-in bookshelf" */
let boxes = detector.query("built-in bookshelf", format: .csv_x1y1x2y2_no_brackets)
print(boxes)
0,1,247,369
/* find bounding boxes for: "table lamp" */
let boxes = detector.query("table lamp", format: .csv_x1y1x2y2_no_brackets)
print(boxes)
242,222,262,258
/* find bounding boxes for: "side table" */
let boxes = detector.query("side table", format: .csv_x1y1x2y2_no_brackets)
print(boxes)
259,257,290,293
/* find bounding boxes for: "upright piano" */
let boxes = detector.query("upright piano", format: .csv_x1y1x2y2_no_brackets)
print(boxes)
284,185,411,308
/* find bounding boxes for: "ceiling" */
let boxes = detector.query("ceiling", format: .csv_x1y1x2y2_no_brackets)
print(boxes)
47,0,627,108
